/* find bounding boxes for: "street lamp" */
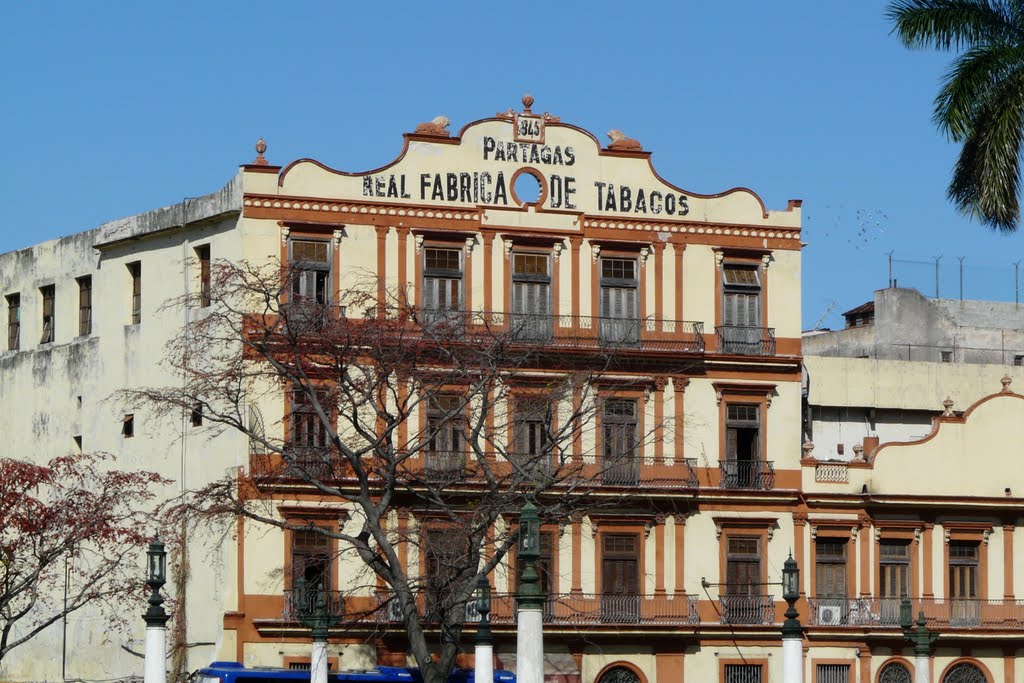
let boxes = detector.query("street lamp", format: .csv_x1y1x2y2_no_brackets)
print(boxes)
143,536,169,683
515,499,544,683
474,574,494,683
900,597,939,683
780,553,803,683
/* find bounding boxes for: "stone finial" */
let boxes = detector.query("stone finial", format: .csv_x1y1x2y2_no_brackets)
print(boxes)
522,94,534,113
254,137,268,165
607,129,642,151
942,396,955,417
852,444,865,461
1002,375,1013,393
413,116,451,137
801,441,814,459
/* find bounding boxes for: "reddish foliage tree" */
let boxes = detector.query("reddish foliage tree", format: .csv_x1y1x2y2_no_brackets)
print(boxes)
0,452,169,663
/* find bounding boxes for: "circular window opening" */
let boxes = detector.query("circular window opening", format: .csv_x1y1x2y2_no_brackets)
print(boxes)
513,171,543,205
598,667,640,683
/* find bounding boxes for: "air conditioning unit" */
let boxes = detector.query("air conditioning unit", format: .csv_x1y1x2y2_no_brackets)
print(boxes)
817,604,843,625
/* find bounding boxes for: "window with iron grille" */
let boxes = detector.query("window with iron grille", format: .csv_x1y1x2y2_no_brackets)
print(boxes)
878,661,912,683
512,397,552,472
6,293,19,350
511,252,551,340
77,276,92,336
126,262,141,324
724,664,762,683
195,244,211,308
816,664,850,683
422,247,463,318
40,285,55,343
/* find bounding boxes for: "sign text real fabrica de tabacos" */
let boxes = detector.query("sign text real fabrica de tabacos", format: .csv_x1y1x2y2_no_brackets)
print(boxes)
360,136,689,216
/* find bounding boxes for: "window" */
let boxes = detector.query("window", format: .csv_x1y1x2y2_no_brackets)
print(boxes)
289,239,331,306
721,264,763,353
723,536,765,624
422,247,463,326
601,534,639,622
941,350,952,363
510,252,552,341
191,404,203,427
815,540,848,624
599,257,639,345
724,664,762,683
816,664,850,683
724,404,761,488
602,399,638,485
73,435,82,452
512,397,552,476
425,395,464,476
196,244,211,308
6,293,19,350
948,542,980,625
289,388,330,457
597,668,640,683
40,285,55,343
878,661,912,683
291,527,331,591
77,276,92,336
879,540,910,623
122,413,134,438
1014,354,1024,367
941,662,987,683
424,529,467,619
127,262,141,324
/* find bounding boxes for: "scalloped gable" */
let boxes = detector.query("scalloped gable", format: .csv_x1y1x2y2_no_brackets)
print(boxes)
273,113,796,229
869,382,1024,497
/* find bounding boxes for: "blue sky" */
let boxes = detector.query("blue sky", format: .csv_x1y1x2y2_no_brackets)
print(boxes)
2,1,1020,329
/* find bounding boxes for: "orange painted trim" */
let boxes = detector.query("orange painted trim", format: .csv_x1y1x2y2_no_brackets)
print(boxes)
652,243,664,322
672,242,684,322
859,524,871,597
719,659,767,683
672,379,686,463
571,516,583,594
552,249,561,318
655,651,684,683
235,503,246,662
1004,651,1015,683
654,380,665,465
923,524,934,597
590,244,599,321
481,232,494,313
793,513,806,596
375,226,388,314
654,520,666,595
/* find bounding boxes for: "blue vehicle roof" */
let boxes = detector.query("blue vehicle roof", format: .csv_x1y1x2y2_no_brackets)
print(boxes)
197,662,515,683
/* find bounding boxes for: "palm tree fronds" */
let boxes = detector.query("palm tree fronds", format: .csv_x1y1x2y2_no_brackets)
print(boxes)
933,43,1024,139
887,0,1019,51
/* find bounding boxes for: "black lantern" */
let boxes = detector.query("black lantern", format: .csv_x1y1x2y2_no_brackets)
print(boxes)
515,499,544,609
780,552,802,638
143,535,169,628
147,536,167,587
782,552,799,603
475,574,492,645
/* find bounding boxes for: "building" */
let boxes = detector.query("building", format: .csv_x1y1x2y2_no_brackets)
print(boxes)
16,95,976,683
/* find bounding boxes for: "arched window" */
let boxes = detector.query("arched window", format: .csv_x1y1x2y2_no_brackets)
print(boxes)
878,661,912,683
942,662,987,683
598,667,640,683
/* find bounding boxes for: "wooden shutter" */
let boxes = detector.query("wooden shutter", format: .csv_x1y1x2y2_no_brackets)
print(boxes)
726,428,738,461
422,277,437,309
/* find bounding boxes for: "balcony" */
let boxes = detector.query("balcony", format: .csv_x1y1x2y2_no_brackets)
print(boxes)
719,595,775,625
719,460,775,490
375,592,700,627
283,588,346,622
715,325,776,356
423,450,466,479
389,309,706,355
807,597,1024,629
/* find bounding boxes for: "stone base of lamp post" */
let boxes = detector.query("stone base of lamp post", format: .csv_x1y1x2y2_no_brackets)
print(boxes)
516,606,544,683
914,654,929,683
475,642,493,683
311,639,329,683
782,636,803,683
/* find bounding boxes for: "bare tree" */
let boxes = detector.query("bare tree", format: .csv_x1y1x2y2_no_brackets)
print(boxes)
128,259,687,683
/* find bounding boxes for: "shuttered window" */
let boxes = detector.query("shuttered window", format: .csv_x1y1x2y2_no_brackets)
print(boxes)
40,285,55,343
291,528,331,590
599,257,639,345
816,540,847,599
289,240,331,305
7,293,20,350
422,248,463,321
77,276,92,336
725,536,761,595
879,541,910,598
128,262,142,324
722,265,761,327
510,252,552,340
196,244,211,308
949,542,979,600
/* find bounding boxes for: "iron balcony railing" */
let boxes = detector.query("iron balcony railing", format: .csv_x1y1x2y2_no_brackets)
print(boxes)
283,589,346,621
374,591,700,626
404,309,706,354
807,597,1024,629
719,460,775,490
720,595,775,625
423,450,465,479
715,325,776,356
